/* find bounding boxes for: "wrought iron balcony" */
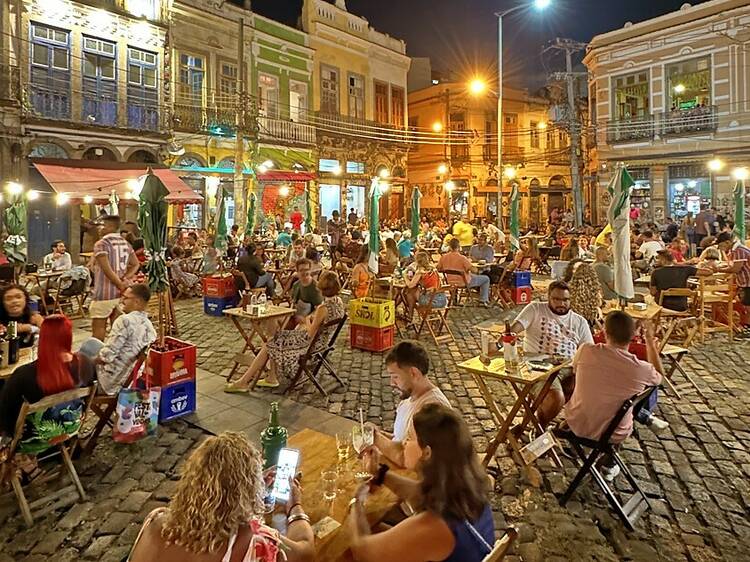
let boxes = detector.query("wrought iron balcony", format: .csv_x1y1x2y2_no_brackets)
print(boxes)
661,105,718,136
604,116,655,143
315,111,408,144
258,116,316,146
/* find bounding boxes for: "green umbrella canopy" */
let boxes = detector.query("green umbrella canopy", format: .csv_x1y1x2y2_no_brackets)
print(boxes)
3,190,27,265
305,187,313,233
215,188,228,252
368,179,381,274
509,182,520,252
734,180,746,242
411,187,421,241
246,191,257,237
137,172,169,294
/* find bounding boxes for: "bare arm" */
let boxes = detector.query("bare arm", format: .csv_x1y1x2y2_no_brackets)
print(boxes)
303,304,327,338
95,254,126,292
281,480,315,562
510,320,525,334
643,323,664,377
125,250,140,279
373,429,405,468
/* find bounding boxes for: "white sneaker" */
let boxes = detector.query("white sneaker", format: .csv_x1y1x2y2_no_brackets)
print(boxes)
602,464,620,483
649,416,670,433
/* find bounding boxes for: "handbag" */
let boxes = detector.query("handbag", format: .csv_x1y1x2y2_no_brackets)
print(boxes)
113,360,161,443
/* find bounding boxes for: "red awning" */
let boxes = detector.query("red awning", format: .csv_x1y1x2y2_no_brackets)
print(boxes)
32,160,203,203
257,170,315,182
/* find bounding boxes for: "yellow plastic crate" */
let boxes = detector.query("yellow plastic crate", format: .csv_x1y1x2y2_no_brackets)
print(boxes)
349,297,395,328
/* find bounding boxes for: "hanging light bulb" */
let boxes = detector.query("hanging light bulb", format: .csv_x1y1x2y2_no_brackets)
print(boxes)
279,185,290,197
83,195,94,204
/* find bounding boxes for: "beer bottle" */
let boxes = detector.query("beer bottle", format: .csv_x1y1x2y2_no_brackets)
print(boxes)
260,402,287,468
7,321,19,365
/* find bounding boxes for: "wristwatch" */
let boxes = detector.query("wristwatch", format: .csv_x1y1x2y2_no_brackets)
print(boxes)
372,463,389,487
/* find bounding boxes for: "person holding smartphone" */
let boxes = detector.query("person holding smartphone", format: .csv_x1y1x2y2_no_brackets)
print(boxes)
128,432,314,562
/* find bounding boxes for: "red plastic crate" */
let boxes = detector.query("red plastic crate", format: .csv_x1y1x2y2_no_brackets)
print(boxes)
202,274,237,298
146,337,197,386
350,324,395,352
512,286,532,305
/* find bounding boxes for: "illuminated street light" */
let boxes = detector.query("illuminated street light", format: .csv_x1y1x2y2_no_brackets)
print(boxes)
534,0,552,9
258,164,268,174
444,180,455,191
6,182,23,195
432,122,443,133
27,190,40,201
732,167,749,181
537,122,548,130
332,165,343,176
262,160,274,169
56,193,70,206
674,84,686,94
379,168,390,179
469,78,486,96
437,163,448,175
83,195,94,204
503,167,517,180
707,158,725,172
279,185,290,197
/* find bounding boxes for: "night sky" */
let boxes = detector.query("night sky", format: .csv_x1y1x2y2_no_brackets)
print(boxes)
250,0,712,89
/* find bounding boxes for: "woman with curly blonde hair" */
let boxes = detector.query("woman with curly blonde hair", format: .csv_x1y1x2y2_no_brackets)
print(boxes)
129,432,314,562
569,262,603,328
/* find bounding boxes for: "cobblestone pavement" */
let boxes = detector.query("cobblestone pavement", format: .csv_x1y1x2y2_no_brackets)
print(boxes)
1,296,748,561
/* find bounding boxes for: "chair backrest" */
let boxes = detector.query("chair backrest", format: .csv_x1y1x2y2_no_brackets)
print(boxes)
598,386,657,446
303,314,348,359
482,527,518,562
658,287,698,312
441,269,467,287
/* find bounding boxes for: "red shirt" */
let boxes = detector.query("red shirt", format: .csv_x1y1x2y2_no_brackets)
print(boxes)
669,247,685,263
290,212,303,231
730,243,750,288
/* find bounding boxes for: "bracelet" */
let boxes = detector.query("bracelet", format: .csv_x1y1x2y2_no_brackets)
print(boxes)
286,502,302,517
287,513,311,525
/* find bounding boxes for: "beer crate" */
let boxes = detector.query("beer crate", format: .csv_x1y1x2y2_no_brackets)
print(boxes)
204,295,239,316
348,297,395,328
202,274,237,298
146,337,196,387
350,324,395,352
511,271,531,288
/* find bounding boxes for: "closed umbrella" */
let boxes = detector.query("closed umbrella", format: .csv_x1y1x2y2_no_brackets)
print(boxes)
305,186,313,234
246,191,257,238
214,188,228,253
733,179,746,242
606,164,636,301
368,178,382,274
3,190,27,265
509,182,520,252
410,187,421,241
106,189,119,216
137,170,169,295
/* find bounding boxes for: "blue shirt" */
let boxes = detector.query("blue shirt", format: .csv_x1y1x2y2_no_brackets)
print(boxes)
444,504,495,562
397,239,413,258
469,244,494,263
276,232,292,247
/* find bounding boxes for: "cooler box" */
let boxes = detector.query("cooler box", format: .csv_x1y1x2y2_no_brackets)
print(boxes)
349,298,395,328
202,274,237,298
146,337,197,387
511,271,531,288
159,379,196,422
204,295,239,316
512,286,532,305
350,324,395,352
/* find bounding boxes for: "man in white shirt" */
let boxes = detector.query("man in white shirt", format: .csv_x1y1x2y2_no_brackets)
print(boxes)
510,281,594,427
371,341,451,468
43,240,72,271
635,230,665,266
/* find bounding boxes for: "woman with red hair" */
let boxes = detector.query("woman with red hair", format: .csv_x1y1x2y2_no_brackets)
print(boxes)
0,315,94,437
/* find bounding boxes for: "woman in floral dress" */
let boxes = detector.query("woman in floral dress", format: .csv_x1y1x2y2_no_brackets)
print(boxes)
225,271,345,391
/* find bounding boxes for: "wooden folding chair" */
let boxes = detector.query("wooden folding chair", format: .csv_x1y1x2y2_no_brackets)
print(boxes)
482,527,519,562
697,273,736,342
76,347,149,455
554,386,657,531
285,314,348,396
2,386,96,526
411,287,454,344
660,319,703,399
48,275,88,319
491,266,513,309
440,269,480,307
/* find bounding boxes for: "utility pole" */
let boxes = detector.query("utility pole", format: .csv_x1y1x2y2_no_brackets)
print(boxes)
546,38,587,227
233,18,246,234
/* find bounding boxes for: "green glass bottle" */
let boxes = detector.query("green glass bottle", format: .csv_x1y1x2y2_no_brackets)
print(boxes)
260,402,287,468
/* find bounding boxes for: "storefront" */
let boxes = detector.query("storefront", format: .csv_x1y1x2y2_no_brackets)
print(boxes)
667,163,711,219
628,167,653,220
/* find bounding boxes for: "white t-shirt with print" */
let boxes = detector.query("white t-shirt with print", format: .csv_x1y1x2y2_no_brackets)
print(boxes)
392,386,451,443
514,301,593,359
638,240,665,261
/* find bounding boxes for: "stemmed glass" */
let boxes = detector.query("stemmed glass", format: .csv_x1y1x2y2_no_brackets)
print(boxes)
351,425,374,481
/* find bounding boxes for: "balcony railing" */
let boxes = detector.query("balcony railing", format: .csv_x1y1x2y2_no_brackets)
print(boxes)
661,105,718,136
605,116,655,143
316,111,408,144
27,83,71,120
258,116,316,146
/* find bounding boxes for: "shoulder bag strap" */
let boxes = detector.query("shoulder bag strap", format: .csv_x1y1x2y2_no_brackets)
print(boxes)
127,507,169,561
462,519,493,555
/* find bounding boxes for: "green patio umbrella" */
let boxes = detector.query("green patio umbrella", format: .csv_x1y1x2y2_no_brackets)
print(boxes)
214,188,228,253
137,171,169,294
304,187,313,234
368,178,382,274
607,164,636,301
3,189,27,265
245,191,257,238
733,179,746,242
509,182,520,252
410,187,421,241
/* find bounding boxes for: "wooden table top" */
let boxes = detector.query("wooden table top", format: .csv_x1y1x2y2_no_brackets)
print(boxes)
223,305,295,321
458,355,569,385
0,347,33,380
287,428,403,562
602,301,662,321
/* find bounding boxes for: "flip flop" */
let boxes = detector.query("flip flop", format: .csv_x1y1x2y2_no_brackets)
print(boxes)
256,379,280,389
224,386,249,394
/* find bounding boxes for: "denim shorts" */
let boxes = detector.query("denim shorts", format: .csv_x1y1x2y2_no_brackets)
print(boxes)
418,292,448,308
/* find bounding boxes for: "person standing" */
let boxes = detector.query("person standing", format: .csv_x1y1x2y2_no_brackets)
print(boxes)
90,215,140,341
348,207,358,226
327,210,344,265
452,216,474,253
716,232,750,337
290,206,304,233
694,206,715,247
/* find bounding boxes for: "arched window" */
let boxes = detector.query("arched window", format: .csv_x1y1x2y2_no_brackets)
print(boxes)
176,155,206,168
549,175,567,188
82,147,117,161
216,157,235,170
128,149,159,163
28,143,68,159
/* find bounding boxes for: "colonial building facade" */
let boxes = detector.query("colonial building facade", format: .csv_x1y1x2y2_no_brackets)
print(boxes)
407,82,572,228
585,0,750,223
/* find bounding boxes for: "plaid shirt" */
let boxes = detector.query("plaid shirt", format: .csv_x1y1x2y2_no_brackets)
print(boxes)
93,233,134,301
730,242,750,288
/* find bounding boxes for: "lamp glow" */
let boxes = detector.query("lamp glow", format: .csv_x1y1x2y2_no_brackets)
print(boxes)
534,0,552,9
469,78,486,96
83,195,94,204
279,185,290,197
56,193,70,205
432,122,443,133
674,183,685,192
437,163,448,175
6,182,23,195
707,158,725,172
673,84,686,94
503,167,517,180
444,181,455,191
379,168,390,179
537,122,547,130
27,190,40,201
332,165,343,176
379,182,390,192
732,167,749,181
258,164,268,174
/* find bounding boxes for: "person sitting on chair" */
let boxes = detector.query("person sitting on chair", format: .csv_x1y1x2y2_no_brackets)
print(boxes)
235,243,275,298
403,252,447,319
649,250,711,312
437,238,490,307
42,240,72,271
0,284,43,348
291,258,323,321
350,246,373,299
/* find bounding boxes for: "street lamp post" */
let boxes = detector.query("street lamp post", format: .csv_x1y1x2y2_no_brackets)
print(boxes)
494,0,551,231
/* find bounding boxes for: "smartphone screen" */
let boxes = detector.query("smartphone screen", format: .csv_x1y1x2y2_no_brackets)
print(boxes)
271,448,300,502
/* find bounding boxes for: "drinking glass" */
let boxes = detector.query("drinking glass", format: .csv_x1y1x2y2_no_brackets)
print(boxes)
322,470,337,501
352,425,374,480
336,431,350,464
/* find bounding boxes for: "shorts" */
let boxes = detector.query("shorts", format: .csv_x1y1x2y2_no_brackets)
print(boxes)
89,298,121,319
532,366,573,396
418,292,448,308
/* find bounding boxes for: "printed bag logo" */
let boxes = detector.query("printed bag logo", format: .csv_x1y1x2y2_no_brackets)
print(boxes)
170,393,189,414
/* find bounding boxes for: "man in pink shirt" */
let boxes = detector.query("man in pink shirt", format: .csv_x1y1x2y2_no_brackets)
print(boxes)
564,310,664,480
437,238,490,306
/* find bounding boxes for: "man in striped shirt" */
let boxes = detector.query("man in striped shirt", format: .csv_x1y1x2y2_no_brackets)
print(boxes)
90,215,140,340
716,232,750,337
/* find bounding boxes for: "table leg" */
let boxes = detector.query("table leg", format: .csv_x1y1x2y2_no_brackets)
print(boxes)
227,316,258,382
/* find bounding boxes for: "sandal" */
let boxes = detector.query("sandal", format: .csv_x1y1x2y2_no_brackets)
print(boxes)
256,379,280,389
